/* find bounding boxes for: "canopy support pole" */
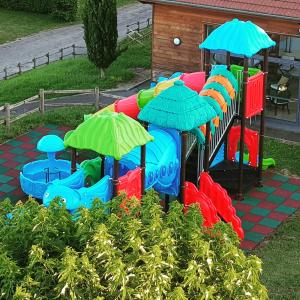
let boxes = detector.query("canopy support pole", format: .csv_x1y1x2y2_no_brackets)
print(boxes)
180,131,188,204
204,121,211,172
237,57,249,200
100,154,105,178
112,159,119,198
258,49,269,186
71,148,77,174
141,122,148,197
224,51,231,160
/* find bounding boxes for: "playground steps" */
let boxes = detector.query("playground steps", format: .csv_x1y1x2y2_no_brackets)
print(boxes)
209,160,258,194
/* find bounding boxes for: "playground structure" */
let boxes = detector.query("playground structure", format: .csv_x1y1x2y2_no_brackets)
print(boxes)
19,19,277,240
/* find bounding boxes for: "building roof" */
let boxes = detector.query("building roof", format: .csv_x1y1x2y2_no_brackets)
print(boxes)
64,111,154,160
138,80,217,131
199,19,276,57
142,0,300,21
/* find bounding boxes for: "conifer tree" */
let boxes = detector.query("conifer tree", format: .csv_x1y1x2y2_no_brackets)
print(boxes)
82,0,118,78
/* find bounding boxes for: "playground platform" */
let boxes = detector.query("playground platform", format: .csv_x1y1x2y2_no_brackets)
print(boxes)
0,124,299,251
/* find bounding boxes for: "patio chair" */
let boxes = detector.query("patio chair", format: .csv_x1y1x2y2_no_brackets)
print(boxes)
270,75,289,92
267,88,291,116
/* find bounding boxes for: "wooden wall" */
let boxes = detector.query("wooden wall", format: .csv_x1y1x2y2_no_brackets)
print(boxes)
152,3,300,78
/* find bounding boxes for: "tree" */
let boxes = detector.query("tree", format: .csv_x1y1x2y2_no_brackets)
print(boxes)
82,0,118,78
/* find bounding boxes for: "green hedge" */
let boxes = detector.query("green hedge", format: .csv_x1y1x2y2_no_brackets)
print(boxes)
0,191,268,299
0,0,77,21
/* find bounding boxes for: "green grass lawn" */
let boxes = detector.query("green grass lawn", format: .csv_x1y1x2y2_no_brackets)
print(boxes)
0,39,151,105
254,211,300,300
0,9,70,44
264,137,300,176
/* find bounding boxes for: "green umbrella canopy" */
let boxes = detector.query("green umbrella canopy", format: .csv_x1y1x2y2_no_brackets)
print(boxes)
64,111,154,160
138,80,217,131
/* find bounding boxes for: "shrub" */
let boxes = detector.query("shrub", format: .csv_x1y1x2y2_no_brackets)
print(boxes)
51,0,78,22
83,0,118,77
0,192,268,299
0,0,77,21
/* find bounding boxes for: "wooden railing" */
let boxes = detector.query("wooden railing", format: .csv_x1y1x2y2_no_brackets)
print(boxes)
0,88,101,130
0,45,87,81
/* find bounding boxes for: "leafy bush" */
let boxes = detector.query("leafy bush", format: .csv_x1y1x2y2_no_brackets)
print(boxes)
0,191,268,299
0,0,77,21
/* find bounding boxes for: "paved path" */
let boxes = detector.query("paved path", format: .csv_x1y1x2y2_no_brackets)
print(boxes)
0,3,152,72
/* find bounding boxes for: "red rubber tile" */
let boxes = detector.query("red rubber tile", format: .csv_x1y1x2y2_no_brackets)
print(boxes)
17,136,32,142
288,177,300,186
283,199,300,209
240,240,257,250
273,189,293,198
20,144,36,150
0,153,16,160
234,202,253,212
263,179,282,188
243,213,264,223
258,201,278,210
248,190,269,200
2,161,20,168
268,211,289,222
251,224,274,235
5,169,20,177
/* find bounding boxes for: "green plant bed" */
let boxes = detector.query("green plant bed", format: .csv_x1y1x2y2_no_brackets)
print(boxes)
0,192,267,299
0,8,71,44
0,39,151,106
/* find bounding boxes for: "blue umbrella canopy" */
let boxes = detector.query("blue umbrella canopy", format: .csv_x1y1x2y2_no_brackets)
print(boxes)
199,19,276,58
138,80,217,131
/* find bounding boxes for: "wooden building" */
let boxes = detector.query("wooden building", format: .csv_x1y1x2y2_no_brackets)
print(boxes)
140,0,300,131
140,0,300,76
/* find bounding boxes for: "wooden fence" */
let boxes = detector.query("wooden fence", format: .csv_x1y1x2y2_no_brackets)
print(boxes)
0,45,87,81
0,88,100,130
126,18,152,44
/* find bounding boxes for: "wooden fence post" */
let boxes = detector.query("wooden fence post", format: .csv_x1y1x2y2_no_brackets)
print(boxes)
4,103,11,131
72,44,76,58
3,67,7,80
39,89,45,114
60,48,63,60
17,63,22,75
32,58,36,69
95,87,100,110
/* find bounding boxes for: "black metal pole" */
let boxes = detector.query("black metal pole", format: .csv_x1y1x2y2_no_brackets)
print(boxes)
164,194,170,212
204,121,211,172
237,57,249,200
141,121,148,197
112,159,119,198
141,144,146,196
100,154,105,178
71,148,77,174
224,51,231,160
180,131,188,204
258,49,269,186
204,49,211,79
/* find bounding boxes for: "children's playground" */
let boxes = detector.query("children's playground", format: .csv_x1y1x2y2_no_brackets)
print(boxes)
1,19,300,251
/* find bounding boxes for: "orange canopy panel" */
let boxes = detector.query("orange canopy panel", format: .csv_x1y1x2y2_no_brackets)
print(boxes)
207,75,236,100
